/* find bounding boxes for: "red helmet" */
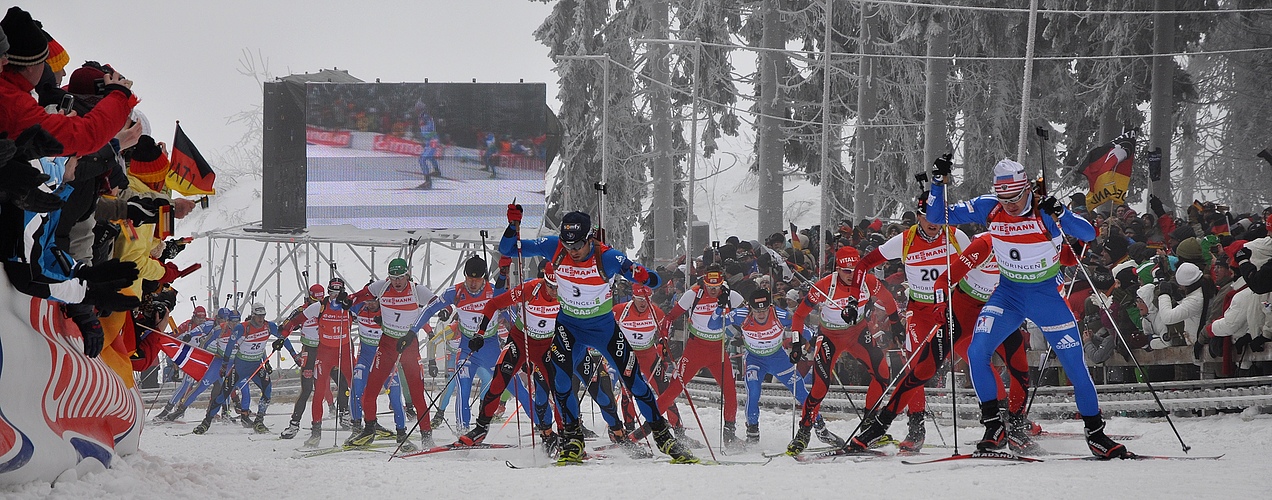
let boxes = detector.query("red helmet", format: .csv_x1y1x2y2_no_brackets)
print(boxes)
631,282,652,298
308,284,325,300
541,262,557,286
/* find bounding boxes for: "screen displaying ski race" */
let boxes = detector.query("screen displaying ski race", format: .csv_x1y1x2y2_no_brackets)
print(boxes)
304,82,548,230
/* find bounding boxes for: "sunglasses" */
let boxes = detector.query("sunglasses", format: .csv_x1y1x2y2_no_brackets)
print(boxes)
562,239,588,251
996,188,1029,204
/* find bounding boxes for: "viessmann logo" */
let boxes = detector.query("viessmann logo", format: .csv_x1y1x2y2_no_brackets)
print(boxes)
989,221,1043,236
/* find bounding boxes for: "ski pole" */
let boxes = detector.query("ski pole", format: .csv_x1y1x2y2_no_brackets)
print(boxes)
840,323,944,444
389,348,476,460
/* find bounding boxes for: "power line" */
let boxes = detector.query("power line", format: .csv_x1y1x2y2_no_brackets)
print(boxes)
856,0,1272,16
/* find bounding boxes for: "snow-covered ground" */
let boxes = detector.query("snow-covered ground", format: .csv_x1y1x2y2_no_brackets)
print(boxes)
5,398,1268,499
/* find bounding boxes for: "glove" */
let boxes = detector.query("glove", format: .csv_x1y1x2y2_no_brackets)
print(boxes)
397,333,416,353
1039,195,1064,217
657,317,672,335
1193,339,1205,360
468,334,486,352
1251,335,1269,353
437,307,451,322
729,334,745,349
219,360,230,376
889,316,904,336
337,291,352,309
272,338,286,351
507,203,524,224
84,282,141,312
789,339,803,363
930,153,953,184
13,187,64,213
839,297,860,325
160,262,201,282
1234,246,1252,266
75,259,140,284
633,264,649,285
1148,195,1167,217
1234,334,1252,351
80,317,105,358
428,359,439,377
657,336,670,358
125,197,170,226
717,290,731,310
374,315,383,326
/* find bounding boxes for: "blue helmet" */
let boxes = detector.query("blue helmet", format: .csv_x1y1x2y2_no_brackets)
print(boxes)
227,309,242,322
216,307,233,320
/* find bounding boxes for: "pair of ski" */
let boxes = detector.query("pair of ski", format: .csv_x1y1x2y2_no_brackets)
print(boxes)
505,456,771,469
902,450,1223,465
393,442,517,459
299,442,396,458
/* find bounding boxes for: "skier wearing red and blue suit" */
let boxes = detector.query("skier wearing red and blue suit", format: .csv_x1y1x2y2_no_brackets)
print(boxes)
498,207,697,463
926,156,1128,458
194,304,297,434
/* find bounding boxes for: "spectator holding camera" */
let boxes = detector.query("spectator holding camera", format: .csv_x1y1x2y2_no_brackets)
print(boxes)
1154,262,1215,354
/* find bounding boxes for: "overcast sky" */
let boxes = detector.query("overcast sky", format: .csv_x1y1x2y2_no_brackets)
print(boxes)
35,0,559,158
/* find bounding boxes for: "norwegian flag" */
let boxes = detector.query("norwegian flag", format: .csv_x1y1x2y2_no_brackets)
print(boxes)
156,332,216,380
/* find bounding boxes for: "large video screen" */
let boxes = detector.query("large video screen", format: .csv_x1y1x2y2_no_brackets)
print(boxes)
304,83,548,230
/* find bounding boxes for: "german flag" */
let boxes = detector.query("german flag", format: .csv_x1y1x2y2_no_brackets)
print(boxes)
165,123,216,196
1079,130,1135,208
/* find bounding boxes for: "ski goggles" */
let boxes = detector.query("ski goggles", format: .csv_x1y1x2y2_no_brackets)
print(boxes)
562,238,588,251
996,187,1030,204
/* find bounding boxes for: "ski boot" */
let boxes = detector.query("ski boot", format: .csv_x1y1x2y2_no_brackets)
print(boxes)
580,424,598,440
192,416,212,435
419,429,435,448
457,421,489,446
302,422,322,448
337,409,352,430
252,414,270,434
430,408,446,430
651,421,698,464
345,420,377,447
672,426,703,448
898,412,926,452
349,419,364,437
745,423,760,445
396,429,419,453
163,405,186,422
405,403,417,420
722,421,744,452
557,424,587,465
609,426,652,459
280,420,300,439
1007,411,1044,455
1083,414,1130,459
786,425,812,455
374,421,395,439
153,404,173,422
539,427,561,457
813,418,846,448
242,412,256,429
976,401,1007,452
846,410,896,452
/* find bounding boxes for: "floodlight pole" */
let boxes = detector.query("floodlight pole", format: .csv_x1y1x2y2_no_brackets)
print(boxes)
554,54,611,230
1016,0,1040,162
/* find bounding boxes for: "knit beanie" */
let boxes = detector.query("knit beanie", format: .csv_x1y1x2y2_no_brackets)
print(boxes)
1175,262,1202,287
0,7,47,67
128,135,170,185
44,34,68,73
1174,237,1203,263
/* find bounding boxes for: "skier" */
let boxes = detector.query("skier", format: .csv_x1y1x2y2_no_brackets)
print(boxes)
345,298,415,452
613,283,692,443
153,312,219,422
411,255,506,432
279,284,326,439
926,157,1128,458
649,263,745,447
785,246,902,455
343,258,437,448
499,208,696,463
279,277,356,447
193,303,297,434
840,200,970,452
455,263,561,451
189,308,242,433
724,289,840,446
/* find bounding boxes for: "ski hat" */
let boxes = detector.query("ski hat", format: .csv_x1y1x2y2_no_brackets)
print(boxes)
1104,236,1129,263
1090,268,1115,291
703,263,725,286
0,21,8,55
560,211,591,245
786,289,801,304
540,262,557,286
631,282,651,298
45,35,68,74
388,257,409,277
216,307,232,320
0,7,48,67
251,303,267,316
1174,237,1204,263
227,309,242,323
992,159,1031,199
748,288,772,308
194,306,207,316
836,246,860,270
308,284,325,299
128,135,170,184
1175,262,1202,287
463,255,488,278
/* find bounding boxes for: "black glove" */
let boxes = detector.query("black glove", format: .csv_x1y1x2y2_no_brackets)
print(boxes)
789,339,804,363
729,335,745,349
75,259,140,284
84,282,141,312
1234,246,1252,266
930,153,953,184
1039,195,1064,217
373,315,382,326
336,291,352,309
1148,195,1167,217
428,359,439,377
468,335,486,352
126,197,170,226
717,290,731,310
396,334,415,353
839,296,860,325
13,186,64,213
79,317,105,358
1251,335,1269,353
1193,339,1205,360
1234,334,1252,352
437,308,451,322
889,316,904,336
272,338,286,351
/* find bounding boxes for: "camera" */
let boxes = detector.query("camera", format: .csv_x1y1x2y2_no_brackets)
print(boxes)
59,94,74,114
